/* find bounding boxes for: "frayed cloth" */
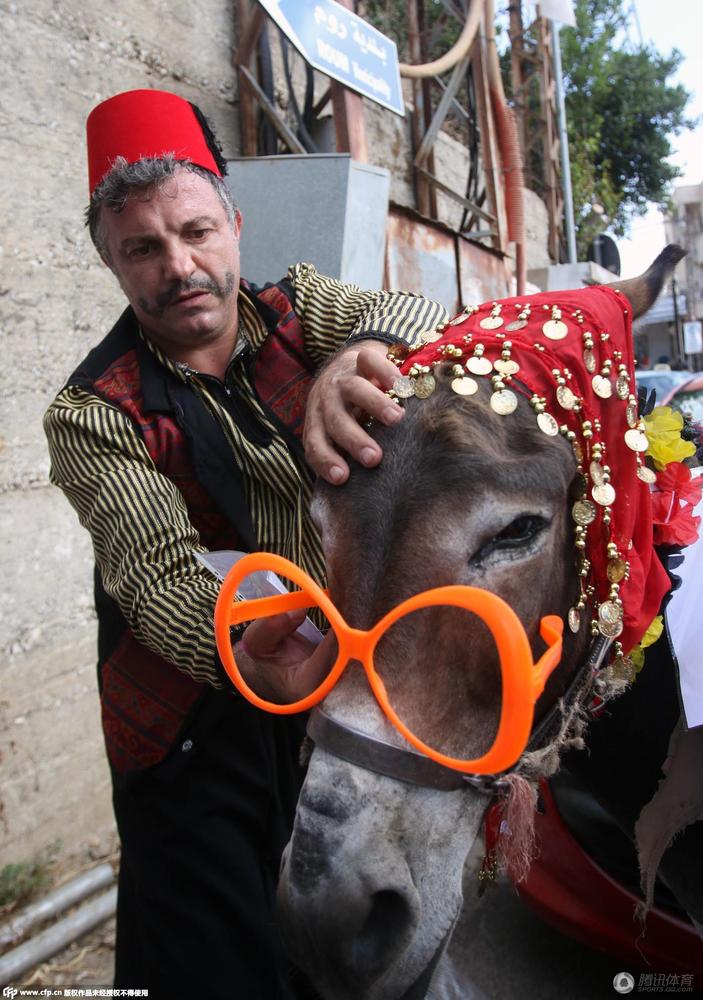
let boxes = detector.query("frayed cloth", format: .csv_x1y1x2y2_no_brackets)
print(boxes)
634,721,703,921
492,689,591,881
494,773,538,883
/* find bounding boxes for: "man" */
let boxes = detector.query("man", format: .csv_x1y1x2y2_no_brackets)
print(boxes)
44,89,447,999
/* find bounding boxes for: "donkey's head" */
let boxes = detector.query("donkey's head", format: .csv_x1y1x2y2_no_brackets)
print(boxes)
278,376,585,999
277,248,684,1000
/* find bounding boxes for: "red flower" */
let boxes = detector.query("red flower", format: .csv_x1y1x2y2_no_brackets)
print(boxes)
655,462,703,503
651,463,703,547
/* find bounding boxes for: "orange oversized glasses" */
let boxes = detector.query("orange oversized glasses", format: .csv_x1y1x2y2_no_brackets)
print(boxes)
214,553,563,775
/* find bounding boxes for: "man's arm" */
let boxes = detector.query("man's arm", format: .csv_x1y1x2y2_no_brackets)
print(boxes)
286,263,449,483
44,387,227,686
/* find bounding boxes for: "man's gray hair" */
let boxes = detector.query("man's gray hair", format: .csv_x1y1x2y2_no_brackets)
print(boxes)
86,154,236,261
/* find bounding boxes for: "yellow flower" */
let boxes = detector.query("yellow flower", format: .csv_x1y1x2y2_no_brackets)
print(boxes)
643,406,696,470
641,614,663,648
630,646,645,673
629,615,664,674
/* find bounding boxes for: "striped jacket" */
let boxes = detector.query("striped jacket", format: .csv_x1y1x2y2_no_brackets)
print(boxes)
44,264,447,773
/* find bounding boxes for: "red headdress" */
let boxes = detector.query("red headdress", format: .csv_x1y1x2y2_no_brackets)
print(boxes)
86,89,225,196
395,285,674,658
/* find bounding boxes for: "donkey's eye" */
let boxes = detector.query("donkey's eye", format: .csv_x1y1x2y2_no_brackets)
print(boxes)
494,515,547,546
472,515,549,563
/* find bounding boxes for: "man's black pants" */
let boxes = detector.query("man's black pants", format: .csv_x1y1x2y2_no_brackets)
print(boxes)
111,689,307,1000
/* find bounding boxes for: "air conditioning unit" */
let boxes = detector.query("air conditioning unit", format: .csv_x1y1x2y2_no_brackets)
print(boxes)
225,154,390,290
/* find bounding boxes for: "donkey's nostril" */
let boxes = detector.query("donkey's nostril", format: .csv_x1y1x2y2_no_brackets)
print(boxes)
350,889,414,977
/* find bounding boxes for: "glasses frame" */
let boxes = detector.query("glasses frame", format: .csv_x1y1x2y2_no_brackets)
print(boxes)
214,552,563,775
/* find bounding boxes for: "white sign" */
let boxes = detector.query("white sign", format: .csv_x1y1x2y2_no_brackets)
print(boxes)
258,0,404,116
666,472,703,729
683,320,702,355
532,0,576,26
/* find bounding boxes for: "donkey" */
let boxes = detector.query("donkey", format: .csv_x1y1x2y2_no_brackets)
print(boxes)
272,247,701,999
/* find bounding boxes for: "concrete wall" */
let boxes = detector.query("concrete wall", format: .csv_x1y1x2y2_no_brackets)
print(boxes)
0,2,550,872
0,0,240,866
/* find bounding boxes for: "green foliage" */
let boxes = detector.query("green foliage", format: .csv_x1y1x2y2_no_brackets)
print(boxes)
0,841,61,910
561,0,696,255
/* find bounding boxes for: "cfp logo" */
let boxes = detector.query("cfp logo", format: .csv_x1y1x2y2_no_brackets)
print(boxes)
3,988,19,999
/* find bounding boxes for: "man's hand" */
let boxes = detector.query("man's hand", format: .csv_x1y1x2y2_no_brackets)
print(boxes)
303,340,404,485
235,610,337,704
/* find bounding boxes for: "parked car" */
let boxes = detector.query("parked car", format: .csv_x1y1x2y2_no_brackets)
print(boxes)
636,369,703,422
664,372,703,423
635,368,694,404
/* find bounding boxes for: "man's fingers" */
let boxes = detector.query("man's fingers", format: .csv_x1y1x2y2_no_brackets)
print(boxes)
235,622,337,704
303,341,407,485
305,409,381,483
292,631,337,692
304,375,404,482
306,437,350,484
242,610,307,657
355,346,402,390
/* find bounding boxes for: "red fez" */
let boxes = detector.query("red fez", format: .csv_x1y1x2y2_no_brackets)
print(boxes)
86,89,224,195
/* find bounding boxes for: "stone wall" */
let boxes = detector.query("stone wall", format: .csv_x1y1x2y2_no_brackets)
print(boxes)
0,0,240,866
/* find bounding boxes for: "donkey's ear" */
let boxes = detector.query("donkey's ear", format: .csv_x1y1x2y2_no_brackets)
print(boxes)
607,244,686,319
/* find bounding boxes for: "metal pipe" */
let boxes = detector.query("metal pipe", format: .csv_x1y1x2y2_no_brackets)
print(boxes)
551,20,577,264
0,887,117,986
399,0,483,78
0,863,115,949
485,0,526,293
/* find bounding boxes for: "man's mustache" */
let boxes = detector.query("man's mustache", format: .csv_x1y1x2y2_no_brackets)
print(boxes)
137,271,236,319
157,275,225,310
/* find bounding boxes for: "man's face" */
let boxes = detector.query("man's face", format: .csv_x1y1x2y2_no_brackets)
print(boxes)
101,168,241,357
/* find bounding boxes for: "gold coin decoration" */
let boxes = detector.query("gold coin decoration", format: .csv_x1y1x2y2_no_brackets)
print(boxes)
393,376,415,398
480,315,503,330
598,618,623,639
572,499,597,525
589,461,606,485
583,349,597,373
556,385,576,410
616,375,630,399
572,440,584,464
448,315,468,327
494,359,520,376
637,464,657,484
421,328,443,343
607,557,627,583
626,402,638,427
506,319,527,332
568,607,581,633
542,319,568,340
414,373,436,399
466,356,493,376
490,389,518,415
537,412,559,436
592,375,613,399
599,600,623,626
451,376,478,396
593,482,616,506
624,428,648,453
